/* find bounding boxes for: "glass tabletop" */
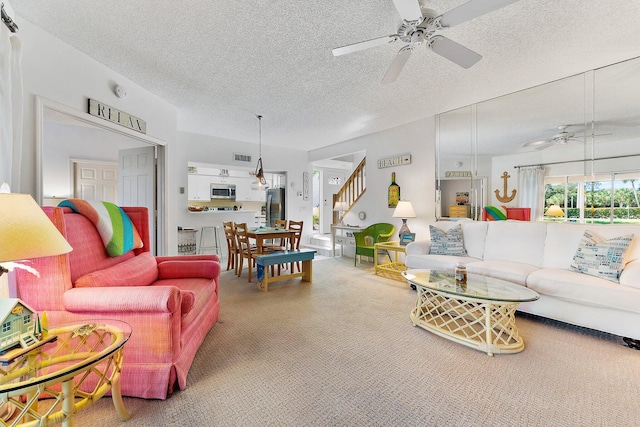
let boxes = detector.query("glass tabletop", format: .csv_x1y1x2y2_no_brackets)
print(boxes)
0,320,131,392
402,269,539,303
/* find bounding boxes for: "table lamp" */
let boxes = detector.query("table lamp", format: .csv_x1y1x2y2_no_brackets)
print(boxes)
392,200,416,238
544,205,564,220
0,193,73,280
333,200,348,224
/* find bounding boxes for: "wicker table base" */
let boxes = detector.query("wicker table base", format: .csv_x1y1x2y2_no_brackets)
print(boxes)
410,287,525,356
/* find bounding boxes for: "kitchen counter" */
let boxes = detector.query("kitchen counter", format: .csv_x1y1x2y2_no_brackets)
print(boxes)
187,209,259,214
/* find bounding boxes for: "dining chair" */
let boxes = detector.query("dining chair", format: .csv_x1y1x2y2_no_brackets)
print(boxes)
223,221,239,274
263,219,289,252
288,220,303,272
234,222,259,282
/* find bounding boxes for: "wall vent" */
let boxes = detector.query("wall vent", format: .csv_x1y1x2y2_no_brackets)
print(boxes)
234,153,252,163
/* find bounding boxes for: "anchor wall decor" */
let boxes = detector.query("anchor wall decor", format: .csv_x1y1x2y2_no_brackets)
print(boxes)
495,171,517,203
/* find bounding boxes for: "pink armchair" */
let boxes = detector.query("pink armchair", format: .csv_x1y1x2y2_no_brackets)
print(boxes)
14,206,220,399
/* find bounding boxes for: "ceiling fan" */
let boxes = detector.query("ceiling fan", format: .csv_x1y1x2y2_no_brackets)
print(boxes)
332,0,520,83
521,125,610,151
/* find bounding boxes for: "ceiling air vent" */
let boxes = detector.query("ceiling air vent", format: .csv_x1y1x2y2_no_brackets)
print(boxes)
234,153,252,163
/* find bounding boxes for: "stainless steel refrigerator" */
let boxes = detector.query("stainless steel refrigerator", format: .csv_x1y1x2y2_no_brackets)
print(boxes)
266,188,286,227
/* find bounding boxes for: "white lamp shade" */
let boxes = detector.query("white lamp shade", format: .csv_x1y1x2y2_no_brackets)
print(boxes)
392,200,416,218
333,201,348,211
0,193,72,263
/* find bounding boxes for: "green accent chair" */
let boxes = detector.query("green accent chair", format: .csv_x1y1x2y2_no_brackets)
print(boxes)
353,223,395,266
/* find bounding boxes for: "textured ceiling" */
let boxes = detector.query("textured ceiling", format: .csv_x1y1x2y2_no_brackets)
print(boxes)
12,0,640,151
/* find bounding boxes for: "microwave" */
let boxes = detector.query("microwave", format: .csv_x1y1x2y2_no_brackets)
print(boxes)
211,184,236,200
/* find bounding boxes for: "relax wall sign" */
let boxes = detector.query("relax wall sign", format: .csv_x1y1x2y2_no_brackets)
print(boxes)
88,99,147,134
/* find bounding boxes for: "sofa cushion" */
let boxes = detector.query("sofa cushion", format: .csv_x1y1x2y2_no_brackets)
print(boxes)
570,230,633,283
157,260,218,280
429,224,467,256
74,252,158,288
526,268,640,314
620,259,640,289
466,260,539,286
483,221,547,267
405,254,481,271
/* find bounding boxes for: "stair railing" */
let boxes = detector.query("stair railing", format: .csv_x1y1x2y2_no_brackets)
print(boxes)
333,158,366,224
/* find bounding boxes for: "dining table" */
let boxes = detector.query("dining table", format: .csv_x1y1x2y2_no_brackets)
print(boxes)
246,227,295,254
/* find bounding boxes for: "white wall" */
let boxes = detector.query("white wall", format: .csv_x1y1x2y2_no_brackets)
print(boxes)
16,20,178,193
309,118,437,242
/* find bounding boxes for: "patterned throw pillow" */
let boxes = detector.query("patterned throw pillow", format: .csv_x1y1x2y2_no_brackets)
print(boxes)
429,224,467,256
570,230,634,283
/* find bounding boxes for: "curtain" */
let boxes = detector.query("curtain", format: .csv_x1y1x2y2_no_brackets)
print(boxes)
0,17,23,191
518,166,545,221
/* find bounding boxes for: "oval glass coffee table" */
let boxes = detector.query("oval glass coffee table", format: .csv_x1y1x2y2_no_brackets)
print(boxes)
0,320,131,426
402,269,539,356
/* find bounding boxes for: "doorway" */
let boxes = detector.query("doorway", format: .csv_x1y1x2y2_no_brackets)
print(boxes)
36,97,166,254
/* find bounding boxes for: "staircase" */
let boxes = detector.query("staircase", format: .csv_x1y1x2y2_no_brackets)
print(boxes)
301,158,367,257
301,234,333,257
332,157,366,223
20,334,37,348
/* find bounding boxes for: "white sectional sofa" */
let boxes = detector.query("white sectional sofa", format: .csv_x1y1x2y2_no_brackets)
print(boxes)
405,220,640,340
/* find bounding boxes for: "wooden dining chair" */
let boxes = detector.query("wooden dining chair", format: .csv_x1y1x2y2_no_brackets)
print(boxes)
263,219,289,252
223,221,239,274
288,220,303,272
234,222,259,282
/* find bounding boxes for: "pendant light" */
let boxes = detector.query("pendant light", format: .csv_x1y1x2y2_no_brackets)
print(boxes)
251,115,269,190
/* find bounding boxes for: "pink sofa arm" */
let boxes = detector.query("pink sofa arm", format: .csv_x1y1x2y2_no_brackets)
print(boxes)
63,286,182,314
156,254,220,263
157,259,221,280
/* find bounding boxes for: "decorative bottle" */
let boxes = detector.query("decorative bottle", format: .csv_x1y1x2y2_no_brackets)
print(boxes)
388,172,400,208
455,262,467,289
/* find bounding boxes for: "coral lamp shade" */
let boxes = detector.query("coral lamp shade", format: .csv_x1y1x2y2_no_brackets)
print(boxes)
0,193,72,263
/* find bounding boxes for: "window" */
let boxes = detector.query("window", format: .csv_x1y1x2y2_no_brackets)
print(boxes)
2,322,11,333
544,172,640,224
23,314,31,325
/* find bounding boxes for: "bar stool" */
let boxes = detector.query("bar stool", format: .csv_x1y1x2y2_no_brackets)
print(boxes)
199,225,222,256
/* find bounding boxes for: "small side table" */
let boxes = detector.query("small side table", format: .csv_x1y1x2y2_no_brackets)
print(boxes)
374,241,407,281
0,320,131,426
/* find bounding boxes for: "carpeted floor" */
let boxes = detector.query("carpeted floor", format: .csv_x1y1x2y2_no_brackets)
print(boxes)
77,256,640,426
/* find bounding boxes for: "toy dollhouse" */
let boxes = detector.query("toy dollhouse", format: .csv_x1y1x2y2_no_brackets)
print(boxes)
0,299,40,353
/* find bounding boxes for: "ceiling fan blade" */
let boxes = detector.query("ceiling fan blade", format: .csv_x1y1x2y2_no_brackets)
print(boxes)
522,139,551,148
428,36,482,69
391,0,423,22
332,35,397,57
439,0,519,28
382,46,413,84
534,141,555,151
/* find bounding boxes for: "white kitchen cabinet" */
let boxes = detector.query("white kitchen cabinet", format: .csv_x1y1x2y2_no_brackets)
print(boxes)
187,174,211,200
234,178,266,202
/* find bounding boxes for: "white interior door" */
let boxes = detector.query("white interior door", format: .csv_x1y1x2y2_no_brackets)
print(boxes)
73,161,118,203
118,146,156,253
321,169,347,234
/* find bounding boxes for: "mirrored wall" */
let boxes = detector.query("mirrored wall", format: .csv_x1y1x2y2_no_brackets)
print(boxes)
436,55,640,223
